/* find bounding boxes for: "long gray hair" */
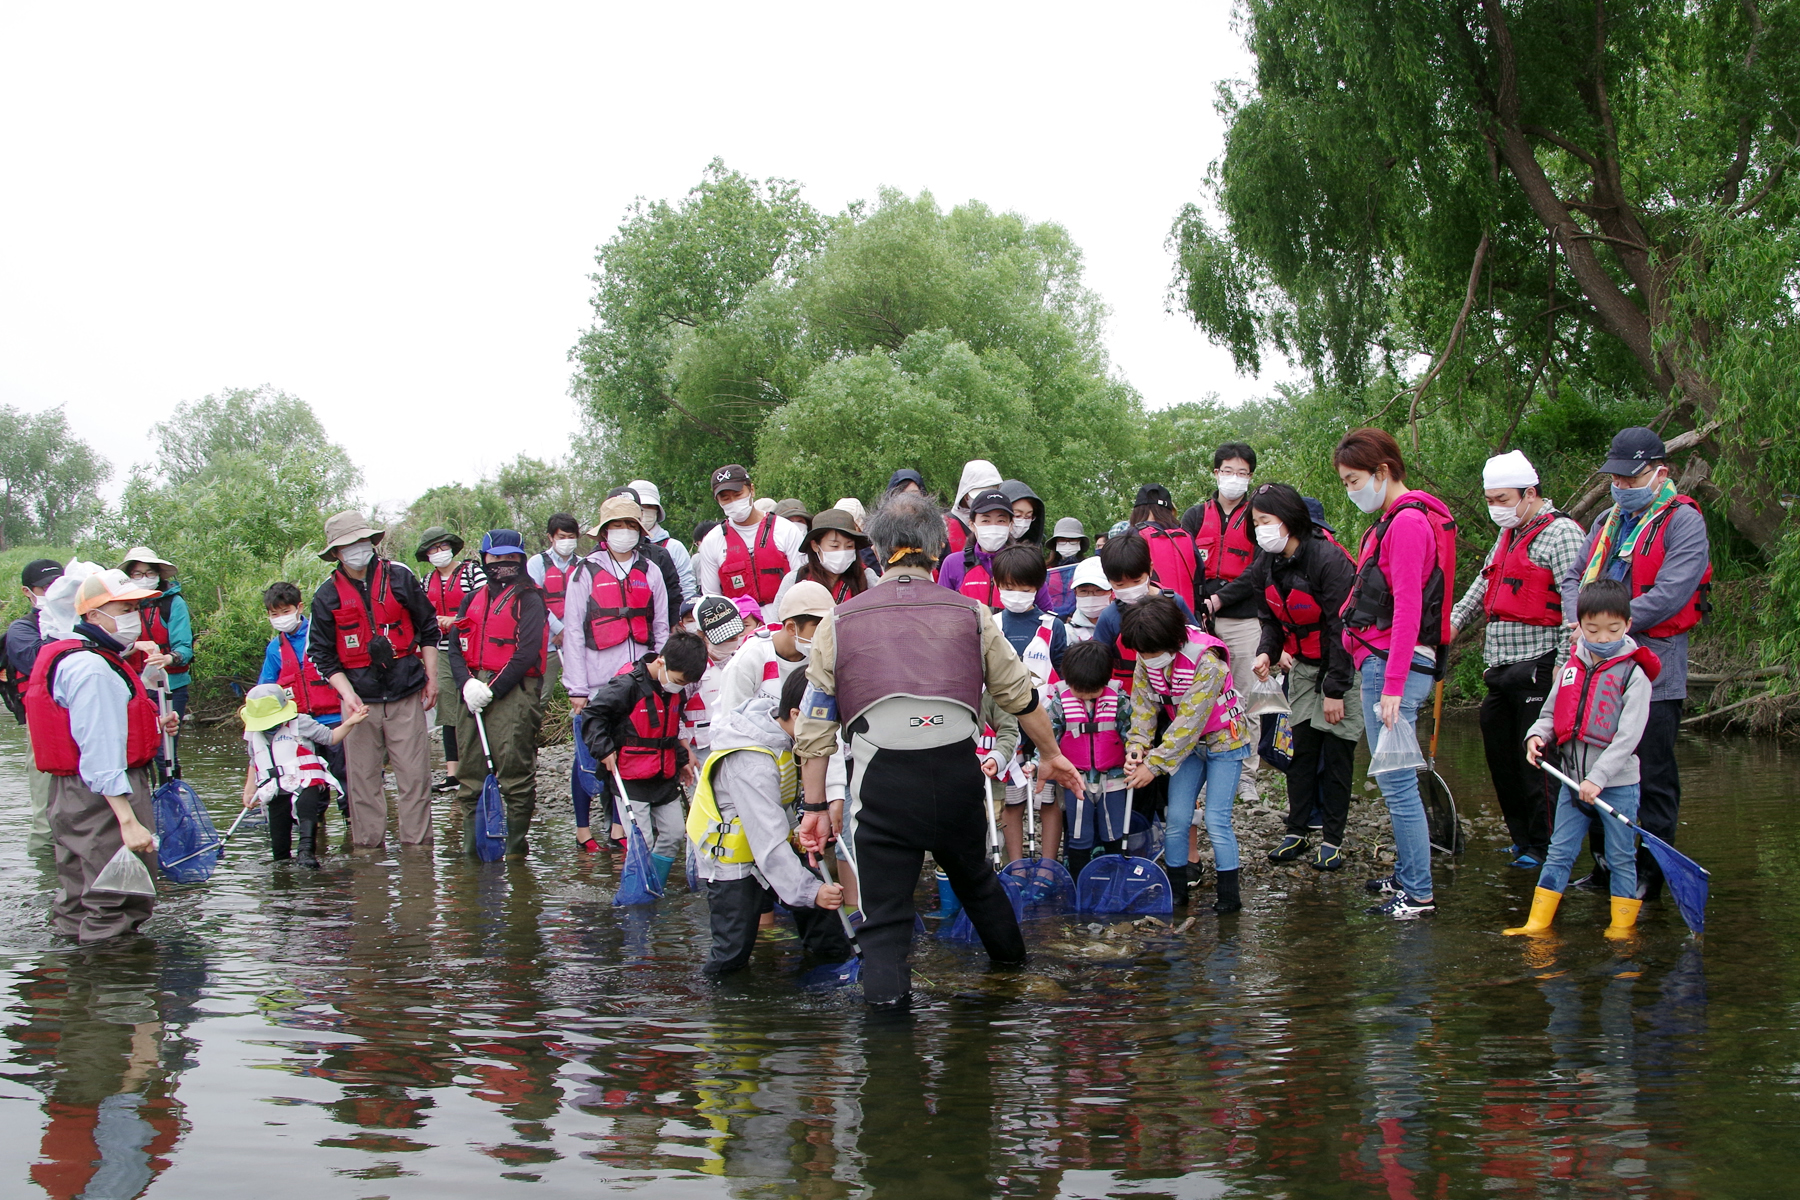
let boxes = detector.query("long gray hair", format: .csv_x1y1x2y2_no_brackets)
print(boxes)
866,490,945,570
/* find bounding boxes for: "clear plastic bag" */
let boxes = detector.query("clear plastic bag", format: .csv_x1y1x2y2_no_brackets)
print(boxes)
93,844,157,896
1244,673,1291,718
1369,720,1427,775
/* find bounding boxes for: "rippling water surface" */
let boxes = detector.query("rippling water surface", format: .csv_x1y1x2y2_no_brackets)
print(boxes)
0,718,1795,1198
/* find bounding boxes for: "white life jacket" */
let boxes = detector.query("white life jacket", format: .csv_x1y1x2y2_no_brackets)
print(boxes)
246,720,342,795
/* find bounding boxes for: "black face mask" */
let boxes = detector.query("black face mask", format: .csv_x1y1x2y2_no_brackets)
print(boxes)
487,563,523,586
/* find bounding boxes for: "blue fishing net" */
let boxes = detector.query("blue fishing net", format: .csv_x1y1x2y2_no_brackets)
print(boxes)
1041,564,1079,618
614,818,664,906
571,712,600,822
937,872,1026,943
1001,854,1076,914
1640,828,1710,934
154,777,221,883
474,772,507,862
1075,852,1173,915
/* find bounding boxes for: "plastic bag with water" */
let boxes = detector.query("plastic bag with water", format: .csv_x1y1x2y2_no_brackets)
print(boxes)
94,844,157,896
1369,720,1427,775
1244,673,1291,718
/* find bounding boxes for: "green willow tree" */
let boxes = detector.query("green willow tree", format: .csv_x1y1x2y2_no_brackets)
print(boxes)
1172,0,1798,554
0,404,109,548
571,168,1144,533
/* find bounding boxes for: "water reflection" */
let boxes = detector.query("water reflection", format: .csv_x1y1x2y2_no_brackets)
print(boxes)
0,719,1792,1197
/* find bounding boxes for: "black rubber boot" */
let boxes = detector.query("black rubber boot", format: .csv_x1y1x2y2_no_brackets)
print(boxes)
295,789,328,869
1212,868,1242,915
1066,847,1093,875
1167,863,1192,906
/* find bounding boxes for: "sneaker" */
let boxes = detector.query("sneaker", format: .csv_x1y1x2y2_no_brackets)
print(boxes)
1508,852,1541,869
432,776,459,794
576,837,600,854
1365,893,1436,919
1267,834,1308,863
1363,873,1402,896
1310,844,1344,871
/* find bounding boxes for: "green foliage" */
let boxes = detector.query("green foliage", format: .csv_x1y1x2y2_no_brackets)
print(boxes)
104,386,363,696
0,406,109,549
391,454,593,565
0,545,76,630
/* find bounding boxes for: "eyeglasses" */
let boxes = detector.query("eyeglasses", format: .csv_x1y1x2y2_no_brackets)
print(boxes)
1216,468,1253,479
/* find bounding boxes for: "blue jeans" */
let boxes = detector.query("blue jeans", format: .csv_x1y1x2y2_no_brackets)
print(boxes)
1538,781,1639,897
1163,742,1253,870
1359,655,1437,900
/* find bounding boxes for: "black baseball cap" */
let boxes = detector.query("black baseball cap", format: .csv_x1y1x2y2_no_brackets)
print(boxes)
1134,483,1173,509
1600,427,1667,476
711,464,752,497
21,559,62,589
695,594,744,644
969,488,1014,516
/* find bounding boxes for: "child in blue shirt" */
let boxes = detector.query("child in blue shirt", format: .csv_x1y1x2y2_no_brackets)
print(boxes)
990,545,1067,863
256,582,348,838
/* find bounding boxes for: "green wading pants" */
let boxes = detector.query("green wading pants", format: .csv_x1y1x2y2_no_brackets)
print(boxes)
454,674,543,857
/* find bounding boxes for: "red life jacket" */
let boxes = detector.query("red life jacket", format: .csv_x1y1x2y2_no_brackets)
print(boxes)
1611,495,1714,638
1264,534,1353,661
1051,680,1126,772
1138,522,1200,610
959,552,999,608
459,583,546,677
139,593,189,672
584,557,655,650
1552,645,1662,749
25,639,162,776
536,553,570,622
945,515,968,556
798,566,857,603
719,517,789,605
618,667,682,780
1195,500,1257,585
1482,509,1568,627
276,630,341,717
1341,493,1458,663
425,563,471,622
332,561,418,669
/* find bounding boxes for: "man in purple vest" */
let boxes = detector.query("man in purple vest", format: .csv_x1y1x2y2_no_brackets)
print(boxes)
795,490,1084,1008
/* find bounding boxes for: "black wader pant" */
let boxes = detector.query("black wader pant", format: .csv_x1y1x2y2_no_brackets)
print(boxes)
268,785,332,860
849,737,1024,1005
1283,720,1355,845
703,877,853,974
1480,651,1557,860
1587,697,1682,898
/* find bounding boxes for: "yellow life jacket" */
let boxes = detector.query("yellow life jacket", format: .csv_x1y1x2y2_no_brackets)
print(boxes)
684,743,798,866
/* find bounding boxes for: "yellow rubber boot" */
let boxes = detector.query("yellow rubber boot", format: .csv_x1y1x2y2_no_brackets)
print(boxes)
1604,897,1643,939
1504,887,1562,936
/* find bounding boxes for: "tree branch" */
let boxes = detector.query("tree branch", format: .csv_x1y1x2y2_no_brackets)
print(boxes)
1522,125,1603,171
660,393,733,441
1408,232,1489,450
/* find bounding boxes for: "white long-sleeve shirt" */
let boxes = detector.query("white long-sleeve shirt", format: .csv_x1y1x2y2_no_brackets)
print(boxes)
52,640,140,797
696,516,806,598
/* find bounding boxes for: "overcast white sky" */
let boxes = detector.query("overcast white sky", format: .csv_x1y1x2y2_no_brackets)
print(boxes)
0,2,1277,514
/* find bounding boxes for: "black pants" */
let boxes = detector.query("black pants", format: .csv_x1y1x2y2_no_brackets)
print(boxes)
850,739,1024,1005
1283,721,1355,845
1480,651,1557,859
703,876,853,974
269,785,332,860
1588,698,1683,897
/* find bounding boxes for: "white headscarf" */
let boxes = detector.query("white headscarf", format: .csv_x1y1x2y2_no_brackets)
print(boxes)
41,559,102,641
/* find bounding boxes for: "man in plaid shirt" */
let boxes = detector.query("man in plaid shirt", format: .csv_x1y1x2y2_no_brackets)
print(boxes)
1450,451,1586,869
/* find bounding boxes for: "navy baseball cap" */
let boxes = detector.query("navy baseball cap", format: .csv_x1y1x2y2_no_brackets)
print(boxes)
21,559,62,589
1600,427,1667,476
480,529,526,557
969,488,1014,516
1134,483,1173,509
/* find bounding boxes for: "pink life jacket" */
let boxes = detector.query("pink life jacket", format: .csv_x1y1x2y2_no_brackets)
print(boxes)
1141,625,1245,738
1051,680,1126,772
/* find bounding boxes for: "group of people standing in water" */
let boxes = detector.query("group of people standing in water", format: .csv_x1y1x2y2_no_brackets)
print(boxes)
16,421,1710,1001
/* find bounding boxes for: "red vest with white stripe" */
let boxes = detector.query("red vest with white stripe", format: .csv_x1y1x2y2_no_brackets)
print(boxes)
1552,645,1662,750
719,517,789,605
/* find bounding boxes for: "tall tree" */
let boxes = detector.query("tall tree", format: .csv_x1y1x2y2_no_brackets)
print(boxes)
0,405,110,548
1172,0,1799,552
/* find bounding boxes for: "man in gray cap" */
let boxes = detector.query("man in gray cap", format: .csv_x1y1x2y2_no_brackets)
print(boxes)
6,558,63,851
794,490,1084,1008
308,511,442,849
1560,426,1712,898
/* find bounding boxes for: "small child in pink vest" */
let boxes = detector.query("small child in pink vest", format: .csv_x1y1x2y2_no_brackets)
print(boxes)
1047,640,1135,874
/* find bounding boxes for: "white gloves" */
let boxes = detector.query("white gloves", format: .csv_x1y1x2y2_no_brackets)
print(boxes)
253,779,279,805
463,678,493,713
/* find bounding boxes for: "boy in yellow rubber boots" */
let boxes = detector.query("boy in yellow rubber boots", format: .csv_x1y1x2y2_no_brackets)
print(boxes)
1508,579,1658,939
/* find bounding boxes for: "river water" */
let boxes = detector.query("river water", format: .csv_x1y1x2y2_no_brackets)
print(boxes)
0,717,1794,1199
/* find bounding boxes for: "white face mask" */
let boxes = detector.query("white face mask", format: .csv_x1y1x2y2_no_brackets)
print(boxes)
998,589,1036,614
30,591,45,610
721,497,754,524
607,528,640,554
339,541,376,570
680,619,700,636
106,611,142,647
1255,523,1289,553
269,611,302,635
975,524,1011,552
1216,474,1251,500
793,635,813,660
1346,472,1386,515
1055,540,1082,557
427,548,454,569
1075,594,1112,619
1140,651,1175,671
1011,518,1032,539
819,548,858,575
129,572,161,589
1113,582,1150,604
552,537,578,557
1488,502,1524,529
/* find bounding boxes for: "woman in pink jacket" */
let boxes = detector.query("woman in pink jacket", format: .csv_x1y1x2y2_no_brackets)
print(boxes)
1334,428,1458,920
